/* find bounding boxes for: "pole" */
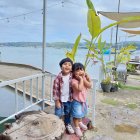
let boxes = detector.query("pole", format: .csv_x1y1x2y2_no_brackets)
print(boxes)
109,27,113,61
42,0,46,72
114,0,120,66
42,0,47,110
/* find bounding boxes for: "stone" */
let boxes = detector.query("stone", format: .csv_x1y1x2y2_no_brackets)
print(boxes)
3,111,65,140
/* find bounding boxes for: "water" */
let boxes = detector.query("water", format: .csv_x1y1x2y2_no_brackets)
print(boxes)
0,46,111,79
0,87,41,117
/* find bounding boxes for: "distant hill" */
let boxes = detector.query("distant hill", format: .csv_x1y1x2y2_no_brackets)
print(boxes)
0,42,87,49
0,41,140,50
112,41,140,50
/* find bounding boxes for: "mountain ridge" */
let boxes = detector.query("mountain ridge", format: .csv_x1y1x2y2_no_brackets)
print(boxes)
0,41,140,50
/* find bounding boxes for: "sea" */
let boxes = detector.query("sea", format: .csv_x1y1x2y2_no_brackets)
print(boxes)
0,46,111,79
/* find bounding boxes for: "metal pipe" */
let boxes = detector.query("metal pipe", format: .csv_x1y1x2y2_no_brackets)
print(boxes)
42,0,46,72
30,79,33,104
0,100,42,124
0,73,43,88
23,81,26,108
36,77,39,101
91,79,98,126
15,83,18,112
114,0,121,66
41,0,47,110
109,27,113,61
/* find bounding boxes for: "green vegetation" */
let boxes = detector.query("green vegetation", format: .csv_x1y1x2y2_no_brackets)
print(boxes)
122,85,140,90
64,0,140,85
126,103,137,109
118,83,140,90
101,98,119,106
127,64,137,73
101,76,111,84
116,45,136,65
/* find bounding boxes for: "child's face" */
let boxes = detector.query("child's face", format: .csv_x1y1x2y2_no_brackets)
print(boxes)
61,62,72,75
74,68,85,79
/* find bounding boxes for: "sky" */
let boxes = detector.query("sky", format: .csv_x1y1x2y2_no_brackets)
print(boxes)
0,0,140,43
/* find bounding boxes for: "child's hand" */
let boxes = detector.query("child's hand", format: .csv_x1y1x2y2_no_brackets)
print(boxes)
85,73,90,81
81,72,85,78
55,100,61,108
79,75,83,81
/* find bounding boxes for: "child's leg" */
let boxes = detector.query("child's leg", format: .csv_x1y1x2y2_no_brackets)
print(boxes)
73,118,80,127
71,100,86,137
78,103,88,130
73,118,83,137
79,118,87,130
63,102,74,134
63,102,71,125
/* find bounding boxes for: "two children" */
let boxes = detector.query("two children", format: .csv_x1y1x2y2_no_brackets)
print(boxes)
53,58,91,137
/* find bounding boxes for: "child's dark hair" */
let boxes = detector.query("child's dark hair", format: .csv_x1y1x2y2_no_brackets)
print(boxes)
72,63,85,72
59,58,73,67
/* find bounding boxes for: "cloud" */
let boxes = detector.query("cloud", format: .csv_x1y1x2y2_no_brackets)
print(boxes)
0,0,140,42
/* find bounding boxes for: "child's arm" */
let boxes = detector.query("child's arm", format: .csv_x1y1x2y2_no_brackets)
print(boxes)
72,76,84,92
53,78,61,108
83,73,92,88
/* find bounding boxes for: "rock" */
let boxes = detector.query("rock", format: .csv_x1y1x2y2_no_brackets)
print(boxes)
3,111,65,140
44,106,55,114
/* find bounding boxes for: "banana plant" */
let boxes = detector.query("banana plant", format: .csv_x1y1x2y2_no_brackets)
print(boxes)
116,45,136,65
65,0,140,75
85,0,140,69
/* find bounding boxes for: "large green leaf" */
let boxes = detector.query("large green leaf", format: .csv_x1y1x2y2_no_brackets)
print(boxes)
87,9,101,38
66,33,81,62
86,0,95,11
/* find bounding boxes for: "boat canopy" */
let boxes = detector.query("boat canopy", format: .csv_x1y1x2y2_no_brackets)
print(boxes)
98,11,140,28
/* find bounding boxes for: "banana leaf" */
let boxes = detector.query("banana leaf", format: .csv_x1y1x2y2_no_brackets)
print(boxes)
66,33,81,62
86,0,96,11
87,9,101,39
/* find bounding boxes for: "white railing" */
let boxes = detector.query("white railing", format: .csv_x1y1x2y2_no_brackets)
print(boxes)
0,73,98,127
91,79,98,126
0,73,55,124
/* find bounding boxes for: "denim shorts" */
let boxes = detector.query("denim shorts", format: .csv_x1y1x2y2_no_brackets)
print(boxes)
71,100,87,118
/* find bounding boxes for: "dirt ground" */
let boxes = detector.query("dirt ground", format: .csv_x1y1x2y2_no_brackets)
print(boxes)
85,71,140,140
0,63,140,140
